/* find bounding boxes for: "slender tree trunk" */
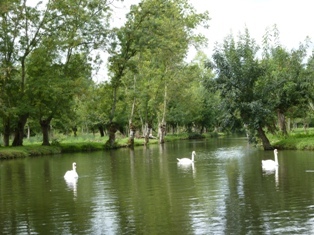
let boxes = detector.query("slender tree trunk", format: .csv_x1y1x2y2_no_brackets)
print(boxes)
277,110,288,135
3,118,10,147
40,117,52,146
12,114,28,146
98,125,104,137
128,122,136,148
159,85,167,144
257,126,273,150
128,80,136,148
27,124,30,139
144,122,152,145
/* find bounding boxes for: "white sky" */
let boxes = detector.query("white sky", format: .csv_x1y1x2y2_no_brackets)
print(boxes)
188,0,313,59
29,0,314,81
101,0,314,81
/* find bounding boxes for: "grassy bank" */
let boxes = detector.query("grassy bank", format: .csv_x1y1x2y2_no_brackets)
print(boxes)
271,128,314,150
1,128,312,160
0,132,199,160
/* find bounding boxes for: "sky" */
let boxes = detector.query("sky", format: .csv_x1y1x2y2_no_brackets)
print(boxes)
187,0,313,59
29,0,314,81
103,0,314,81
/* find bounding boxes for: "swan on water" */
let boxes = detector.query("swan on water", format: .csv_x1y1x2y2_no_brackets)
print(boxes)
262,149,279,170
64,162,78,180
177,151,196,164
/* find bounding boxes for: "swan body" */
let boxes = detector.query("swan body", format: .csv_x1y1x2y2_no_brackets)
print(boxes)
262,149,279,170
177,151,196,164
64,162,78,180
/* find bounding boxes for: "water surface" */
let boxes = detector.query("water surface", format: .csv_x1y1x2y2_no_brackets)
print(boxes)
1,137,314,234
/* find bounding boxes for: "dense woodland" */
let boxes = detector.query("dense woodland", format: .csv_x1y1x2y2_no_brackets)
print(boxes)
0,0,313,150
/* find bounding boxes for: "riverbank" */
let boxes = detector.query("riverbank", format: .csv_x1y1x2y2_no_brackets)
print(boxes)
0,132,216,160
271,130,314,150
1,129,313,160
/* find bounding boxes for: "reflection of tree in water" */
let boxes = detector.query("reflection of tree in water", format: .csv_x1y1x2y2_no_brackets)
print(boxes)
224,158,265,234
108,146,198,234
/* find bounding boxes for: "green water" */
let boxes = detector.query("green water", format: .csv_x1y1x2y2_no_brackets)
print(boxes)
1,137,314,234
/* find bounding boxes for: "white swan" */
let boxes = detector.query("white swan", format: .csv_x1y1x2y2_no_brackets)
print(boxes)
64,162,78,180
262,149,279,170
177,151,196,164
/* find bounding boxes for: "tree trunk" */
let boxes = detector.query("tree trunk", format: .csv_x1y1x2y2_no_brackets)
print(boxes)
144,122,152,145
159,122,166,144
128,122,136,148
3,118,10,147
72,126,77,137
128,83,136,148
158,84,167,144
106,123,117,148
12,114,28,146
277,110,288,136
200,126,204,134
40,118,52,146
27,124,30,139
257,126,273,150
98,125,105,137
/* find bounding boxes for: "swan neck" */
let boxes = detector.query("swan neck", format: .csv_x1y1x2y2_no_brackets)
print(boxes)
274,152,278,163
191,153,195,161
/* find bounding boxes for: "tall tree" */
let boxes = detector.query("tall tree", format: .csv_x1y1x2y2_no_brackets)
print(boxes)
210,29,273,150
262,29,310,135
108,0,209,147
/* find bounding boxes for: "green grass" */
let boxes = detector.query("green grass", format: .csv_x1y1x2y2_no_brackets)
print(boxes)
0,131,224,160
271,128,314,150
4,128,313,160
0,132,196,160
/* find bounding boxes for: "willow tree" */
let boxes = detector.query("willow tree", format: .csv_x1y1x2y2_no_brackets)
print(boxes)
108,0,209,147
210,29,274,150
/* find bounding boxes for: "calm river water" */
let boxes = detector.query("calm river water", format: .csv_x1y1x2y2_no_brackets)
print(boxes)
1,137,314,234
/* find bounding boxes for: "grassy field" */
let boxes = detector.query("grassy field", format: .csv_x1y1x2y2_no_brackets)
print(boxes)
0,129,313,160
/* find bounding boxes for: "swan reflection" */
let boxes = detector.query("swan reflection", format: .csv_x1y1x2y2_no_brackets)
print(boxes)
65,177,78,198
177,162,196,177
262,166,279,188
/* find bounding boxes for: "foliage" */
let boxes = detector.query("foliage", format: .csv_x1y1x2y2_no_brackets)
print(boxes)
107,0,210,140
210,29,268,131
261,27,311,134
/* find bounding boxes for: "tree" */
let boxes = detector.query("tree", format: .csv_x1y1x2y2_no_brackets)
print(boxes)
0,0,112,146
107,0,209,147
210,29,273,150
27,46,92,145
262,29,310,136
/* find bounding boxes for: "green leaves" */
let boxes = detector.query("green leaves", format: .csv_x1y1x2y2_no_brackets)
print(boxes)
211,29,270,135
